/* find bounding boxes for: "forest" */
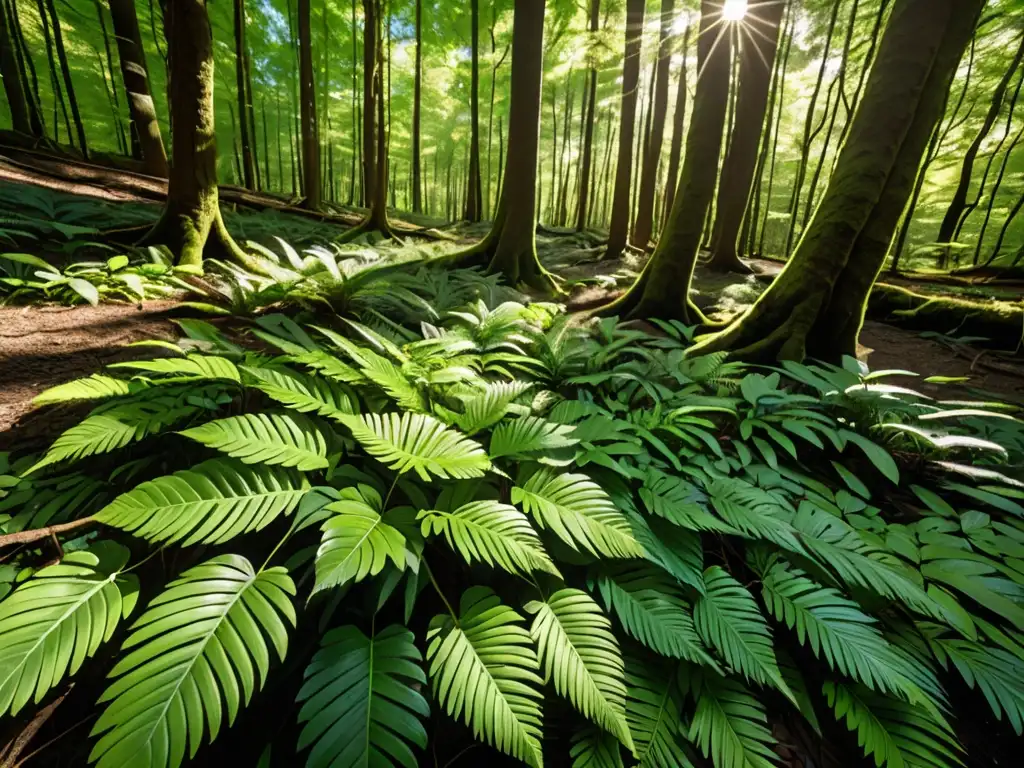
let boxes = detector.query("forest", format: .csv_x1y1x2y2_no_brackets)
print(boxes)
1,0,1024,766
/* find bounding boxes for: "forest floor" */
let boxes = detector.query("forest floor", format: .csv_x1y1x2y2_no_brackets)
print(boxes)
2,162,1022,448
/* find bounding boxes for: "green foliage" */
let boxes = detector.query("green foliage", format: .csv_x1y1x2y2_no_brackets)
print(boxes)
2,296,1024,768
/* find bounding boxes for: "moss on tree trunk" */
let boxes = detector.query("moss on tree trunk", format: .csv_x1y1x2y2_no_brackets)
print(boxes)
602,0,732,323
690,0,983,363
138,0,251,270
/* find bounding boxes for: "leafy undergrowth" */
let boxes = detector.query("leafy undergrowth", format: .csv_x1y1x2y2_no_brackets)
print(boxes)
1,270,1023,768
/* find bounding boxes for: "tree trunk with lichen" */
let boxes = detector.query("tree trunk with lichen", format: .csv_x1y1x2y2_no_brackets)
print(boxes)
109,0,168,177
601,0,731,322
138,0,248,269
446,0,551,290
690,0,982,363
707,0,785,273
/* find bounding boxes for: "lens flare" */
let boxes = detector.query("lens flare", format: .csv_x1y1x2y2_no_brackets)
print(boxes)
722,0,748,21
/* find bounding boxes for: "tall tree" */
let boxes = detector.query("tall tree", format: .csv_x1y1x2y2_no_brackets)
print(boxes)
937,31,1024,245
692,0,983,362
663,21,690,219
298,0,321,209
362,0,377,207
575,1,599,232
138,0,255,269
0,0,31,136
42,0,88,156
604,0,645,260
109,0,168,177
450,0,552,288
465,0,483,220
603,0,734,320
707,0,786,272
412,0,422,212
632,0,674,250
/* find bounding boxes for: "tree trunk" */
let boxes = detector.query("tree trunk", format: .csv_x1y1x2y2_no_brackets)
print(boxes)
243,2,260,191
412,0,422,213
464,0,483,220
973,125,1024,264
707,0,786,272
573,0,600,231
298,0,321,210
937,31,1024,244
109,0,168,176
602,0,733,321
6,0,45,138
557,73,575,226
757,15,794,256
631,59,653,239
44,0,87,157
94,1,129,155
663,21,689,221
362,0,377,208
139,0,251,270
692,0,982,362
631,0,674,250
604,0,645,259
0,1,31,135
35,0,72,147
783,0,841,257
349,0,358,204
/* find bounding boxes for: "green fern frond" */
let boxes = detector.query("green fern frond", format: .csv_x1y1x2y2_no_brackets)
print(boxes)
761,562,920,701
686,672,778,768
314,486,407,593
33,374,132,406
489,416,578,459
694,567,792,700
0,543,137,716
339,412,490,480
426,587,544,768
243,365,357,420
824,681,964,768
109,353,240,382
454,380,534,434
418,500,559,577
624,654,691,767
640,471,735,535
626,513,706,595
707,478,805,554
570,726,625,768
95,459,308,545
179,412,329,471
296,624,429,767
596,565,718,667
936,639,1024,735
513,469,643,559
525,589,633,749
89,555,295,768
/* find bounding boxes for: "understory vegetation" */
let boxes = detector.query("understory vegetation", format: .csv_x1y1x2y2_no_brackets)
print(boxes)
2,265,1024,767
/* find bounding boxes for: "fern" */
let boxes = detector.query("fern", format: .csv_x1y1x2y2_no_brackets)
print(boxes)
824,681,964,768
339,412,491,480
426,587,544,768
180,412,329,471
243,365,357,420
707,478,805,554
570,726,626,768
686,672,778,768
109,353,241,382
760,561,921,701
314,486,407,593
96,459,308,545
33,374,132,406
418,500,559,577
0,543,137,716
935,639,1024,735
512,469,643,558
624,654,691,767
455,380,533,434
296,624,429,767
489,415,578,458
694,567,792,699
89,556,295,768
525,589,633,749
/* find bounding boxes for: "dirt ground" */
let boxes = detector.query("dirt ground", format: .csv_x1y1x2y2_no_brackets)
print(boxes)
0,302,178,449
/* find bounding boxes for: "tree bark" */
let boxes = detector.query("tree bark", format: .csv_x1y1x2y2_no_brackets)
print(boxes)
298,0,321,209
938,31,1024,244
783,0,841,257
95,1,129,155
692,0,982,363
973,124,1024,264
44,0,87,157
109,0,168,177
602,0,733,321
5,0,45,138
573,0,600,231
630,0,674,250
349,0,358,204
362,0,377,208
707,0,785,272
0,0,30,135
464,0,483,220
604,0,645,260
663,21,690,221
139,0,252,269
412,0,422,212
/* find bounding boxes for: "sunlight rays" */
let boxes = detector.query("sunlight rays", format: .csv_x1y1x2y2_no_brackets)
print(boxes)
693,0,786,85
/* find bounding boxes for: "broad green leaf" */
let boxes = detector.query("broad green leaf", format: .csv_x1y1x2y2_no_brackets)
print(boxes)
179,411,329,471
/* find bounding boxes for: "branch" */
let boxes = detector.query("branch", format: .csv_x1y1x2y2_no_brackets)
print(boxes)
0,518,96,549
